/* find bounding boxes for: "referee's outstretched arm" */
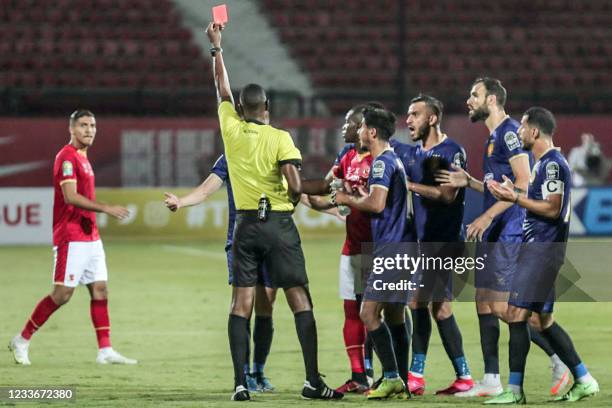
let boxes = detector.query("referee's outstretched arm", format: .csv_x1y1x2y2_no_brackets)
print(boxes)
206,22,234,106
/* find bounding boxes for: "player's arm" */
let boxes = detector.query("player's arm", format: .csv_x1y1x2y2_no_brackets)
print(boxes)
335,185,387,214
301,170,334,195
301,194,334,211
408,181,458,204
206,22,234,105
488,175,563,219
481,154,530,220
60,181,128,219
435,166,484,193
465,154,530,240
300,194,346,222
164,173,224,212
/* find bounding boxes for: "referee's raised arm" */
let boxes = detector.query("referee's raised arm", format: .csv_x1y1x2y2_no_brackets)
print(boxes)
206,22,234,106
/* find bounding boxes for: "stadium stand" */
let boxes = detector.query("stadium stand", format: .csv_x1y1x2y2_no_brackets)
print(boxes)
0,0,610,116
260,0,612,114
0,0,216,114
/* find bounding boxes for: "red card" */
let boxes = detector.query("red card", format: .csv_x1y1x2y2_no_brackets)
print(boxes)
212,4,228,25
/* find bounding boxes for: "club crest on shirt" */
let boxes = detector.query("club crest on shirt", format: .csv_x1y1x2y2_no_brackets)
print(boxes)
487,141,495,157
62,161,73,176
545,161,560,180
372,160,385,179
504,131,521,151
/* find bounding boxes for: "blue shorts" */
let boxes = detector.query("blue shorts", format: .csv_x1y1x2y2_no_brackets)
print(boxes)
363,243,414,304
508,243,563,314
412,242,463,302
475,220,522,292
225,243,272,287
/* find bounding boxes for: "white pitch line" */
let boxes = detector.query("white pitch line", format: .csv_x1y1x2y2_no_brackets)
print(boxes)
160,245,226,259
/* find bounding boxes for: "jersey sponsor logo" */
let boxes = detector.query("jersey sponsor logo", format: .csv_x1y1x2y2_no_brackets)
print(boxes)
504,131,521,151
62,161,73,177
484,172,494,183
545,161,560,180
82,163,93,175
372,160,385,179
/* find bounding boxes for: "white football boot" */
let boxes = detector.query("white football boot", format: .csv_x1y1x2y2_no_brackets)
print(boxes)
455,374,503,397
96,347,137,365
9,335,31,365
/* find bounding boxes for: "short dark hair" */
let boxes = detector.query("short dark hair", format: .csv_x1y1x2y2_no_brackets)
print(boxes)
524,106,556,136
410,94,444,122
473,77,507,107
362,107,396,141
69,109,94,126
348,101,386,119
239,83,267,113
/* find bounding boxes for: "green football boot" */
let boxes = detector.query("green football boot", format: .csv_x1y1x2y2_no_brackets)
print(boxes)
554,379,599,402
366,377,404,399
484,389,526,404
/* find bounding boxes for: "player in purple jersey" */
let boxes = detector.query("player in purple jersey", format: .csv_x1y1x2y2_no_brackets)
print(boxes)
485,107,599,404
436,78,569,397
164,154,277,393
335,107,412,400
395,95,474,396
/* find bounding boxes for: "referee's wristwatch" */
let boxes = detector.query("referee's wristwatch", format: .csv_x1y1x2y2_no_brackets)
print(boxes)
210,46,222,57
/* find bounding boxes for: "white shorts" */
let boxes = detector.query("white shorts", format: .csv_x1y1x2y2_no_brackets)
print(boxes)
52,240,108,288
338,254,364,300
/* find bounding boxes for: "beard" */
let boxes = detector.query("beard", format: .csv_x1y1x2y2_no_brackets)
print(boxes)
469,105,489,122
411,123,430,141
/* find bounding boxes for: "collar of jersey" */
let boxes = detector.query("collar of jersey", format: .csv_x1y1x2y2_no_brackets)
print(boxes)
68,143,88,157
491,115,511,136
539,146,559,161
420,133,448,152
245,118,265,125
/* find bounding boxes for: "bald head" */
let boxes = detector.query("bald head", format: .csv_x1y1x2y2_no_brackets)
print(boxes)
239,83,268,117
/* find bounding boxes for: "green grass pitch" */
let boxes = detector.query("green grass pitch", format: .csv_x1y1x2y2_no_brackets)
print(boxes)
1,235,610,407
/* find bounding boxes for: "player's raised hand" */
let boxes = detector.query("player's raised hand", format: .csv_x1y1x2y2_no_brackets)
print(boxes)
487,175,518,203
164,192,181,212
435,165,470,187
466,213,493,242
206,22,222,47
104,205,130,220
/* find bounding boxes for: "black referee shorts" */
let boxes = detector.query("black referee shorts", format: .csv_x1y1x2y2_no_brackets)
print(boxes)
231,211,308,289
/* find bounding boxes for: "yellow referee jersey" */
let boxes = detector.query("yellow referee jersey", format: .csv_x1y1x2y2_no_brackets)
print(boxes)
218,101,302,211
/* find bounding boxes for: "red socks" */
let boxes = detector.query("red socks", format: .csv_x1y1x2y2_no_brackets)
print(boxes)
343,300,366,374
90,299,111,349
20,295,112,349
21,295,60,340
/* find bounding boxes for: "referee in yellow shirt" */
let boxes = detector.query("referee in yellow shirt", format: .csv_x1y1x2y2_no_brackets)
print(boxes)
206,23,342,401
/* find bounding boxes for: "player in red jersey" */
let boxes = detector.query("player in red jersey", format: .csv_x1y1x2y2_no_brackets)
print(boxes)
9,110,137,366
304,103,383,394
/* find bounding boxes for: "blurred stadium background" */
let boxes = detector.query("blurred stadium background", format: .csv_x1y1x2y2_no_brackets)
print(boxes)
1,1,611,406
